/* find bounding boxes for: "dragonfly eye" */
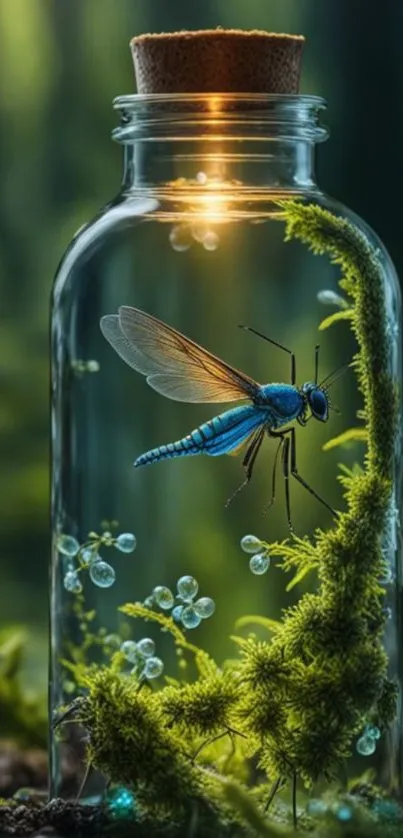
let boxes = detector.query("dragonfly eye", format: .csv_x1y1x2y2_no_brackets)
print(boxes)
304,385,329,422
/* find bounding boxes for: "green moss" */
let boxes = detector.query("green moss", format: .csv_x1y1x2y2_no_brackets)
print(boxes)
59,203,400,834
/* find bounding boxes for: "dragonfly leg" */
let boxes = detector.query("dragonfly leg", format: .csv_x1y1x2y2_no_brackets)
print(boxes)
263,436,284,515
289,427,336,516
282,435,293,531
225,427,265,508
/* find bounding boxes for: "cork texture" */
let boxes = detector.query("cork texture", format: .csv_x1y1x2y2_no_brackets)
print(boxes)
131,29,305,95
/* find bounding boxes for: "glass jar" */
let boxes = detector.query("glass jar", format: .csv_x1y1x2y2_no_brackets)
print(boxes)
50,94,402,832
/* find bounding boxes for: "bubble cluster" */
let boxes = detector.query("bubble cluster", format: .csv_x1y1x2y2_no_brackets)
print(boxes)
58,525,137,593
121,637,164,681
240,534,271,576
144,574,215,631
356,723,381,756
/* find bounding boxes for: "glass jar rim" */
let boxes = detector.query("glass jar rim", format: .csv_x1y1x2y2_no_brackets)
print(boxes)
112,93,328,144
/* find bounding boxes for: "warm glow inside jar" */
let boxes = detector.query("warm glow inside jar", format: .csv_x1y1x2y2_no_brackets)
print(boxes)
50,92,402,831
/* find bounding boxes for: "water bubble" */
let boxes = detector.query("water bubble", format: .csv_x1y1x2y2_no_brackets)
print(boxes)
356,734,376,756
86,360,100,372
177,575,199,602
383,606,393,621
80,546,98,565
116,533,137,553
203,231,219,251
137,638,155,658
90,560,116,588
107,786,135,816
63,570,83,593
144,596,154,608
366,724,381,740
240,534,262,554
104,634,121,649
172,605,184,622
335,804,353,822
194,597,215,619
317,289,347,308
169,224,192,252
181,606,202,629
196,171,208,184
144,656,164,679
307,799,328,817
57,534,80,557
249,553,270,575
120,640,138,663
153,586,174,610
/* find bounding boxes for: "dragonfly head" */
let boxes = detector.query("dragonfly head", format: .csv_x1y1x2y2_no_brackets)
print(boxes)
302,382,329,422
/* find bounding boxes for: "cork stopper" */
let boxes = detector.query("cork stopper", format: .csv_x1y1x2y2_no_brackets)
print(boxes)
131,29,305,95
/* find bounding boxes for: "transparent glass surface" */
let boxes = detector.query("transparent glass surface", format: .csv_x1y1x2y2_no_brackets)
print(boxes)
50,96,402,829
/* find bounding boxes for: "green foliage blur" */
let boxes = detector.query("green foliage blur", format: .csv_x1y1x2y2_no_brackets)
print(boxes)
0,0,402,696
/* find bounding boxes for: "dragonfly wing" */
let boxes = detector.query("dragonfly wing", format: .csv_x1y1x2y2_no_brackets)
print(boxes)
100,315,159,375
101,306,260,404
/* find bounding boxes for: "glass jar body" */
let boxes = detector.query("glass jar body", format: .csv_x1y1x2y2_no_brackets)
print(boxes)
50,99,402,831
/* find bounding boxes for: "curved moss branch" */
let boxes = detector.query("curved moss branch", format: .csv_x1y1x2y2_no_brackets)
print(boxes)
239,202,398,784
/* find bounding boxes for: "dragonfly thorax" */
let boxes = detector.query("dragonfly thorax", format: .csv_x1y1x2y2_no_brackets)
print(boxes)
301,382,329,422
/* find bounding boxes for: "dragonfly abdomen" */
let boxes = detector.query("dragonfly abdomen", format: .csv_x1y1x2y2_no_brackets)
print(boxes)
134,434,201,467
134,405,270,467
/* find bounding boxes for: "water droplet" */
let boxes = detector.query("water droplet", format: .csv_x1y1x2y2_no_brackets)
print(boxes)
203,231,219,251
116,532,137,553
63,570,83,593
177,575,199,602
172,605,184,622
144,656,164,679
90,560,116,588
107,786,135,815
307,798,328,817
153,586,174,610
120,640,138,663
335,804,353,822
136,637,155,658
357,734,376,756
144,596,154,608
317,289,347,308
249,553,270,575
80,546,98,566
240,534,262,554
57,534,80,557
366,724,381,740
104,634,121,649
169,224,192,252
194,597,215,619
181,606,202,629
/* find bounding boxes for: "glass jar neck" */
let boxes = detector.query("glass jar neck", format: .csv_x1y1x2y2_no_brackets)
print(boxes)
113,94,328,196
123,138,317,191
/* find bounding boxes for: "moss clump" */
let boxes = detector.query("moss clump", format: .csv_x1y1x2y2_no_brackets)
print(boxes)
58,203,400,833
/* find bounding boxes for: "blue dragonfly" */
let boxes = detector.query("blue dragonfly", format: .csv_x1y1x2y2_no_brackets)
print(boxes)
100,306,342,530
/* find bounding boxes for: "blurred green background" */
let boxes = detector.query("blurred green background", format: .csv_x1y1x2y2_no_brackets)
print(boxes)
0,0,402,693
